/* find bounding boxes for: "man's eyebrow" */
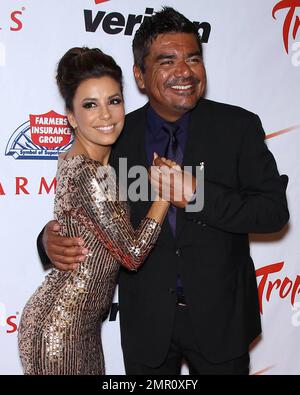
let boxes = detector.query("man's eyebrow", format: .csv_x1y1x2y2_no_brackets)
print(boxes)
187,51,202,58
155,54,177,61
155,51,202,62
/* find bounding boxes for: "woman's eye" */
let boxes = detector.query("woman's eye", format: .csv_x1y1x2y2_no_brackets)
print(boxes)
110,98,122,105
83,102,96,109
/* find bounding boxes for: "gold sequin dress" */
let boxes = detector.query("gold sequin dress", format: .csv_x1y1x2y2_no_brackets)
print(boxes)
18,155,161,375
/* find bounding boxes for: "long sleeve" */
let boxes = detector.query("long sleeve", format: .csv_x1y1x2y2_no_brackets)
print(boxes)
72,161,161,270
185,113,289,234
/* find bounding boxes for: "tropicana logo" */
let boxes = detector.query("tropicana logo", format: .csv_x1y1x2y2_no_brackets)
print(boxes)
256,262,300,314
272,0,300,53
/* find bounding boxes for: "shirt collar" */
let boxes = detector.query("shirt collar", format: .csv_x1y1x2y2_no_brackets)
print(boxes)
146,105,190,137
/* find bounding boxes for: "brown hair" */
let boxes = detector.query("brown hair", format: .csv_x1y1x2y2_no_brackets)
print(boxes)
56,47,123,110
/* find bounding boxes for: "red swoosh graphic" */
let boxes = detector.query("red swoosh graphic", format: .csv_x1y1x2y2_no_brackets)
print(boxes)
272,1,300,53
95,0,110,4
252,365,275,375
266,125,300,139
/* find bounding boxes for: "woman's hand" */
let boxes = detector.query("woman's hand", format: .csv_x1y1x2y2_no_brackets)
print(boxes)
149,153,196,207
153,153,181,171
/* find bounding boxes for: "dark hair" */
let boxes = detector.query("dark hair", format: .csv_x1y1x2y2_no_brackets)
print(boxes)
133,7,202,73
56,47,123,111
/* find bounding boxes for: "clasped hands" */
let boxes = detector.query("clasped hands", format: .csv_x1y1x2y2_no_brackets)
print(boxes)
42,153,197,271
149,152,196,209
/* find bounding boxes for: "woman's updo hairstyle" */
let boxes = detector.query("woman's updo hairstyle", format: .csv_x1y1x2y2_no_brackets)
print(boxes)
56,47,123,111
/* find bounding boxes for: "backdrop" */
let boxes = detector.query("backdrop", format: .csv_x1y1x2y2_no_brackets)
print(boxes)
0,0,299,375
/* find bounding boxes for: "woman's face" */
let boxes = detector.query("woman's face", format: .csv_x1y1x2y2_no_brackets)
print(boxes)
68,76,124,151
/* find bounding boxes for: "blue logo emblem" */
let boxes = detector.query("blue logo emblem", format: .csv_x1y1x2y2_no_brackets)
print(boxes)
5,110,73,160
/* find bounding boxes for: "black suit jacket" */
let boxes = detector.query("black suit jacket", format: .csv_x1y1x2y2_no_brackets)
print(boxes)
110,98,289,366
37,98,289,367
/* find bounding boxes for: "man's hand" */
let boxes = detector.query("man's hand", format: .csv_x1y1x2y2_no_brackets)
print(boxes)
150,156,196,208
43,220,88,271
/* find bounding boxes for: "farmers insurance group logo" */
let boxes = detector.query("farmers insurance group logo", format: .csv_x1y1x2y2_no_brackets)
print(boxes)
5,111,73,160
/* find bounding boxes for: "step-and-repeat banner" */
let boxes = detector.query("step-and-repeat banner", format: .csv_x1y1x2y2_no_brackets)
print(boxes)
0,0,299,375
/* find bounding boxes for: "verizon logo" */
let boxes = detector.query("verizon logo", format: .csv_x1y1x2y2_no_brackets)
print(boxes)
84,7,211,40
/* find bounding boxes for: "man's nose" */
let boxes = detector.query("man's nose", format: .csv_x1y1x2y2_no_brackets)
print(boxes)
174,60,193,78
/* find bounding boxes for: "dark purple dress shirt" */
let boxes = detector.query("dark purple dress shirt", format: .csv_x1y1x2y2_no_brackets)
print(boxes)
145,105,190,300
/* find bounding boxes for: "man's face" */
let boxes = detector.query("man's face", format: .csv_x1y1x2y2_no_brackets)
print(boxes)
134,32,206,121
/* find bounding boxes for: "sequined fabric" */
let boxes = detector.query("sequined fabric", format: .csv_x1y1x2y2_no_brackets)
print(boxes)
18,155,161,375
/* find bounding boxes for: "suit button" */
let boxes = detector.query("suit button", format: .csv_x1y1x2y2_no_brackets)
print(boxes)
175,249,181,256
168,288,175,294
194,219,206,226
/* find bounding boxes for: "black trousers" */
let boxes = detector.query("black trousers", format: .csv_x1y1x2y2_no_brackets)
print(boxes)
124,304,250,375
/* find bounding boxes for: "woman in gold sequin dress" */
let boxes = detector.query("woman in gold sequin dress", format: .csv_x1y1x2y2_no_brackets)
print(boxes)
18,47,172,375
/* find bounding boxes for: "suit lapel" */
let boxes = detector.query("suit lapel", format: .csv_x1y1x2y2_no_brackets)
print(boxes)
176,98,211,239
125,104,151,216
117,104,174,245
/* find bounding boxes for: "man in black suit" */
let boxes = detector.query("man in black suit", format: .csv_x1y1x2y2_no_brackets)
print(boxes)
37,7,289,374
